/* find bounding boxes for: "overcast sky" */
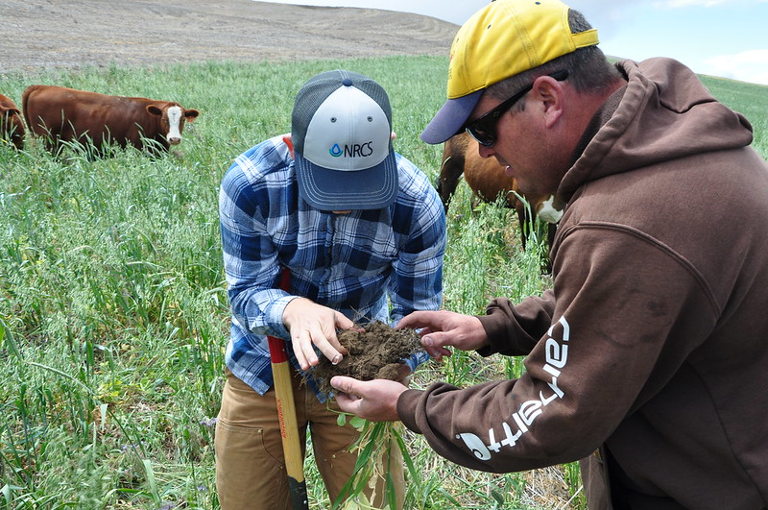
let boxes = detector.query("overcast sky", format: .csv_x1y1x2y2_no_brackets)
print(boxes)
262,0,768,86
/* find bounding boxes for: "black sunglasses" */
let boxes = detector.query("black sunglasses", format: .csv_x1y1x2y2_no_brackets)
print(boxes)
464,70,569,147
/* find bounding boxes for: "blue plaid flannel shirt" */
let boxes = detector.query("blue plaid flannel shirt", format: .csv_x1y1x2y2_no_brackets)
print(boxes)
219,135,446,401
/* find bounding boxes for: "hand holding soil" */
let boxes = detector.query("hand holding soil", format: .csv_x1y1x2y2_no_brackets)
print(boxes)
310,321,424,395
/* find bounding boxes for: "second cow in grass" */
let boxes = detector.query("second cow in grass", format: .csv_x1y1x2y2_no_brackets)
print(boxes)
438,131,562,252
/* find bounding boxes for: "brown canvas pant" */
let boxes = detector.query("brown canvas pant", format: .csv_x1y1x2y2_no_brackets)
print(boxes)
215,369,404,510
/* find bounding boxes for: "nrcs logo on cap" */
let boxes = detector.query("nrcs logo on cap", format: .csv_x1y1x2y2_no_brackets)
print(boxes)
329,141,375,159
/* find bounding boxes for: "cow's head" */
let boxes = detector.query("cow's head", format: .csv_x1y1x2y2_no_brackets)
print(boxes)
146,103,199,145
0,105,25,150
1,105,21,125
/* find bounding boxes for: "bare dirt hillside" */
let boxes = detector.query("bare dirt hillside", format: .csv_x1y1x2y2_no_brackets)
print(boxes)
0,0,458,74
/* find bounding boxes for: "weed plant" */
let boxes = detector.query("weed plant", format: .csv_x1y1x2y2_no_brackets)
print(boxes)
1,57,766,509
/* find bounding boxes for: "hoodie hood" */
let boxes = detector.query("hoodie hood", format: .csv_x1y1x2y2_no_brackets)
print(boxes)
559,58,754,202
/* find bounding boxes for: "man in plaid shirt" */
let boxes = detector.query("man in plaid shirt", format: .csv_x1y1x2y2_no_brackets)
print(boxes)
215,69,446,510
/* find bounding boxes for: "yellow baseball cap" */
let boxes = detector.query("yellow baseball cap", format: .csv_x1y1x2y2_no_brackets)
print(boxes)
421,0,599,144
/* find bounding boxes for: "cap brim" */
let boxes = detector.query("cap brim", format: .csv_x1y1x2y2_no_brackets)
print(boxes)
420,90,483,145
295,151,398,211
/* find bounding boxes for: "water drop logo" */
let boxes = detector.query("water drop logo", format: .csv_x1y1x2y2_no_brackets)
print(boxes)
329,144,343,158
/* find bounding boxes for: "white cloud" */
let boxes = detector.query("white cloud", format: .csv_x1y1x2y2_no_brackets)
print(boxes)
702,49,768,85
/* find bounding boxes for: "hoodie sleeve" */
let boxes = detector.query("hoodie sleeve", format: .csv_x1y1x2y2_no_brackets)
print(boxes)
397,226,717,473
476,290,557,357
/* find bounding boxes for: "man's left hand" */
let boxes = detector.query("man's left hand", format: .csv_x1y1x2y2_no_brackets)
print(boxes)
331,376,407,422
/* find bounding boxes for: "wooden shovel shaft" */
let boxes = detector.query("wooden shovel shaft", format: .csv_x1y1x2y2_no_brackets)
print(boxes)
268,336,308,509
268,267,308,509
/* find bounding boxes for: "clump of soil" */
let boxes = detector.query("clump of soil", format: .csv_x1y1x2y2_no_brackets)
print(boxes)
310,321,423,395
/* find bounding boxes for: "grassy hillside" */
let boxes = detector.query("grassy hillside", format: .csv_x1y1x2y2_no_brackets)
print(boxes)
1,57,766,509
700,74,768,153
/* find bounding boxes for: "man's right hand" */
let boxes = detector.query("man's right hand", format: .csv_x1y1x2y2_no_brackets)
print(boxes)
396,310,489,361
282,298,353,370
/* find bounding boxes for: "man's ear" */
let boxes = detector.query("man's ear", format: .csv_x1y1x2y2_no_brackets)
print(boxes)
282,134,295,159
533,76,565,128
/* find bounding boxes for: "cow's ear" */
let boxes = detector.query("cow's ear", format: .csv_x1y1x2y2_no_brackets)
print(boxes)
184,109,200,122
146,105,163,116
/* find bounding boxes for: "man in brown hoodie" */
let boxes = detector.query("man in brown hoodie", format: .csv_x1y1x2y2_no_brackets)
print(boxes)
330,0,768,508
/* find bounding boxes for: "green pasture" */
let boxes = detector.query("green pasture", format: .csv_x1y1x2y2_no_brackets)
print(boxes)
1,56,766,509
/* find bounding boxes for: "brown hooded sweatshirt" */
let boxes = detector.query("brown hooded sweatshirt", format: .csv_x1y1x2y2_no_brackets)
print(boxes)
398,58,768,509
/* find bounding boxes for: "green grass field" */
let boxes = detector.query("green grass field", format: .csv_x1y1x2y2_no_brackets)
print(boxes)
1,56,766,509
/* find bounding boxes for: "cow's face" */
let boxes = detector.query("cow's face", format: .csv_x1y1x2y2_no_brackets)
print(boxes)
147,104,199,145
0,106,24,149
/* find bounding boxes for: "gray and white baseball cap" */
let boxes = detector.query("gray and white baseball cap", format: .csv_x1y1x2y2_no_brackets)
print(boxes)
292,70,398,210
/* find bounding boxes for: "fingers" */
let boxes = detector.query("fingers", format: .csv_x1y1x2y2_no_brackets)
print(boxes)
332,312,353,356
397,311,451,361
292,330,344,371
334,391,359,413
424,345,452,362
395,310,435,330
399,311,488,355
291,328,318,370
330,377,406,422
419,331,451,361
330,375,359,396
284,301,354,370
331,376,365,414
335,311,355,331
309,313,356,366
291,322,343,370
421,330,451,348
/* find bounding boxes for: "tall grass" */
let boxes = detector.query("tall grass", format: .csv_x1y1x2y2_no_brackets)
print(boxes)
1,57,766,510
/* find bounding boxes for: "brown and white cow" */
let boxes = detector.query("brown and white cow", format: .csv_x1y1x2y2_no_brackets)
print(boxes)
22,85,199,154
437,131,563,251
0,93,25,150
